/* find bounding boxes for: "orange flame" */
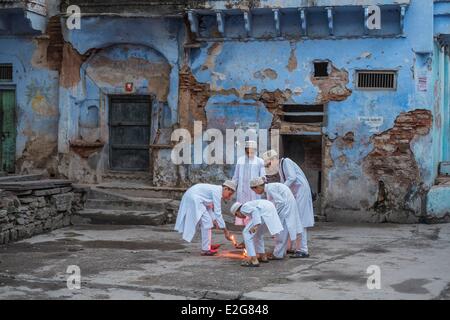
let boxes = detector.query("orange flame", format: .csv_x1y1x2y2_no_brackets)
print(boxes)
230,235,238,247
243,249,248,257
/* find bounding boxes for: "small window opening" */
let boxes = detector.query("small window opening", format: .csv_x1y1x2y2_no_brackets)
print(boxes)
314,62,329,77
0,64,13,82
282,104,324,124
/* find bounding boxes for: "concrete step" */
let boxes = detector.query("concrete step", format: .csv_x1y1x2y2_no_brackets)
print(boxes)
102,172,152,184
436,175,450,185
84,198,178,212
73,209,168,226
439,162,450,176
72,186,180,226
0,174,46,183
96,184,186,200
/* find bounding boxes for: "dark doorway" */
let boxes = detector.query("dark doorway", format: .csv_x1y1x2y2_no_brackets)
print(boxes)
281,135,323,196
109,95,151,172
0,90,16,173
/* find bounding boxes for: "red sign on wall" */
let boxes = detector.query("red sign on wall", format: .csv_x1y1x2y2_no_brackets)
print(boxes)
125,83,134,92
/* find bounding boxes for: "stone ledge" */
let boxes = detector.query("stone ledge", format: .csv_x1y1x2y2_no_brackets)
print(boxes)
0,181,87,245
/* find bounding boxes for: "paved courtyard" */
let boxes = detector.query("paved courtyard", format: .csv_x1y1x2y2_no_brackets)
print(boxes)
0,222,450,300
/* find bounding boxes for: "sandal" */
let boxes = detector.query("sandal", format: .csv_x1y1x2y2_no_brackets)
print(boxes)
211,244,221,250
201,250,218,256
241,260,260,268
258,255,269,263
267,254,284,261
235,242,246,250
290,251,310,259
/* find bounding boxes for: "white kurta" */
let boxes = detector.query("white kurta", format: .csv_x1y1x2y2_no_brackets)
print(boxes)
265,183,303,241
279,158,315,228
240,200,284,236
232,155,266,225
174,184,226,243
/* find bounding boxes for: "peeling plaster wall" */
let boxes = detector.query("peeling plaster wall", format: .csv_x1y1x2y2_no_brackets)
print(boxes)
57,17,182,185
0,38,60,176
182,0,438,222
2,0,444,222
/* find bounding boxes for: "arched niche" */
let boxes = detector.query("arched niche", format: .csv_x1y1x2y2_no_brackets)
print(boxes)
82,44,171,102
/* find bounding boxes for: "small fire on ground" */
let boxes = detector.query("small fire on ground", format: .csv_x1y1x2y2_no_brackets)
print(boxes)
230,235,248,258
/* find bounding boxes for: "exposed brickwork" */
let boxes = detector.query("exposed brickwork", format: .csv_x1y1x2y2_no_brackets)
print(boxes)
46,16,64,71
178,66,211,135
311,63,352,103
363,109,433,214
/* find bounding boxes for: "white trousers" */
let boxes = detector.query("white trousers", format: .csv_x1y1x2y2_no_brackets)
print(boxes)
198,211,214,251
243,223,267,257
300,228,308,253
288,227,309,254
273,221,290,258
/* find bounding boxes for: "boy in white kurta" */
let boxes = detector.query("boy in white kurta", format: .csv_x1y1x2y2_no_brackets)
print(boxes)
175,181,236,256
230,200,283,267
250,177,303,259
263,150,315,258
232,141,266,226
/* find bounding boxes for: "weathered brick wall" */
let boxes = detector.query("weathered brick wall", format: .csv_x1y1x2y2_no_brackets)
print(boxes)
0,187,87,244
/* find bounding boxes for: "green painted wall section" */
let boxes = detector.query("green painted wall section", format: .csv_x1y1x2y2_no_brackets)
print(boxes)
0,90,16,173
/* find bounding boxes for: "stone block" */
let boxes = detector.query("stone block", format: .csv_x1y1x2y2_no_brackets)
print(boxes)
33,188,61,197
18,197,35,205
9,229,17,241
60,187,73,193
36,209,50,220
0,223,13,232
0,231,9,244
43,220,52,231
34,223,43,235
52,193,74,212
63,216,71,227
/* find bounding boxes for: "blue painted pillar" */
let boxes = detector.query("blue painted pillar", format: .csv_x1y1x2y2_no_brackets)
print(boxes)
444,49,450,161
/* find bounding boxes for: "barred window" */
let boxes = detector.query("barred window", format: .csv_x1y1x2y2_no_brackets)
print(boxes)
356,70,397,90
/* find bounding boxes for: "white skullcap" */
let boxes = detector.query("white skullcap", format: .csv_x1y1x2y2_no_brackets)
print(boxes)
262,150,279,162
245,140,258,149
230,202,243,215
250,177,266,188
223,180,237,191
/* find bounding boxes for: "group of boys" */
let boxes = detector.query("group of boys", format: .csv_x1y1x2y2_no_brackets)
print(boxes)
175,141,315,267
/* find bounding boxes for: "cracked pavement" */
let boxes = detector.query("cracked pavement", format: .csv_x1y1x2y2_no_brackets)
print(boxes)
0,222,450,300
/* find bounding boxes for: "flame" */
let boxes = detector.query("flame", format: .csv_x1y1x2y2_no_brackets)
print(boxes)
230,235,247,257
230,235,238,247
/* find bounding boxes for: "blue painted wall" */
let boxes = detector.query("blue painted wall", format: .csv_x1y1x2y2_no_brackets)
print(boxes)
1,0,449,222
0,37,60,174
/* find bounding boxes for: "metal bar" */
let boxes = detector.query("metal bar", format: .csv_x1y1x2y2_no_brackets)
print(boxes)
282,112,325,116
110,122,151,126
111,145,150,150
299,8,307,36
326,7,334,36
216,10,225,36
244,10,252,37
188,10,199,36
273,9,281,37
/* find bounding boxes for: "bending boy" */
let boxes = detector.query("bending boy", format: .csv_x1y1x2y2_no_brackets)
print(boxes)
230,200,283,267
175,181,236,256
